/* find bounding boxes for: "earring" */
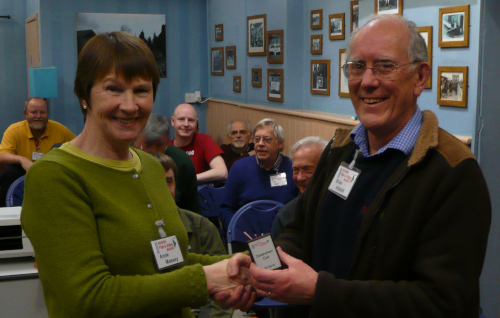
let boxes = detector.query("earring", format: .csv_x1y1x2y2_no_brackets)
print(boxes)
82,104,88,109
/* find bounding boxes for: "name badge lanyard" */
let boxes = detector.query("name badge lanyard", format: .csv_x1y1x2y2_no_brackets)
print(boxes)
34,138,40,152
151,214,184,270
328,149,362,200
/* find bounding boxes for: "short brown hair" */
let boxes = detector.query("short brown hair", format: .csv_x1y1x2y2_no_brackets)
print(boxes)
74,31,160,116
149,152,178,181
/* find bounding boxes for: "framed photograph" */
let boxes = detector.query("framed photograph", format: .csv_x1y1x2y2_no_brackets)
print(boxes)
267,69,284,102
215,24,223,41
329,13,345,40
233,76,241,93
311,35,323,55
439,5,470,48
418,26,433,89
247,14,266,56
267,30,284,64
350,1,359,32
252,68,262,88
226,46,236,69
311,60,331,95
375,0,403,16
339,49,350,97
437,66,468,107
211,47,224,76
311,9,323,30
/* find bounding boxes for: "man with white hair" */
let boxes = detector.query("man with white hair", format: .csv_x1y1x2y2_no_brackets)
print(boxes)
272,136,327,239
219,118,298,231
220,120,255,171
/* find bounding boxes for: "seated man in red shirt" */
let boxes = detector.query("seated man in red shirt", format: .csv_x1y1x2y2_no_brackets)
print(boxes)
170,103,227,183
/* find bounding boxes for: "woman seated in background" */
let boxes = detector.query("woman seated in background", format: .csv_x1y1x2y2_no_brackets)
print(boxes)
21,31,254,318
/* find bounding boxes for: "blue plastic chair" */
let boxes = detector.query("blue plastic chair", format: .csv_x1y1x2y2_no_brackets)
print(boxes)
226,200,284,254
198,183,225,218
5,176,25,207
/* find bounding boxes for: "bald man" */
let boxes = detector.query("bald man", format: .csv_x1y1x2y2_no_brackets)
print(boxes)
170,103,227,183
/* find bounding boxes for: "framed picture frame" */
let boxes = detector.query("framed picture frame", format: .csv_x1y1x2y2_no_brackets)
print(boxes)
417,26,433,89
226,46,236,69
339,49,350,97
375,0,403,16
252,68,262,87
247,14,266,56
267,68,284,102
350,1,359,32
439,5,470,48
233,76,241,93
267,30,284,64
311,9,323,30
311,34,323,55
329,13,345,40
211,47,224,76
437,66,468,107
215,24,223,41
311,60,331,95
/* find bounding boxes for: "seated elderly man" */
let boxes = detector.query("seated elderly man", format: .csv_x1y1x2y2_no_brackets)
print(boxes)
134,113,201,214
272,136,328,239
170,103,227,183
219,118,299,231
220,120,255,171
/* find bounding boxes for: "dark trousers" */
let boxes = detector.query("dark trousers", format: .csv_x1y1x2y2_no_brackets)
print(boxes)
0,164,26,207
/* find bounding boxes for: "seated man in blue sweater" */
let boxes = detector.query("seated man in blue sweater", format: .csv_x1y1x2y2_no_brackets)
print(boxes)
219,118,299,232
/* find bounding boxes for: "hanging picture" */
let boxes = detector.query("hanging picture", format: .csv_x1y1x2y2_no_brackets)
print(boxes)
311,35,323,55
226,46,236,69
437,66,468,107
339,49,350,97
329,13,345,40
211,47,224,76
439,5,470,48
215,24,223,41
311,60,331,95
350,1,359,32
247,14,267,56
311,9,323,30
417,26,433,88
76,13,166,77
268,69,284,102
267,30,284,64
233,76,241,93
375,0,403,16
252,68,262,87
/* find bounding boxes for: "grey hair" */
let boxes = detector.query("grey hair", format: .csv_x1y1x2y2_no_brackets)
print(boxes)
141,113,170,143
291,136,328,156
346,15,428,65
226,119,253,135
253,118,284,144
24,97,47,112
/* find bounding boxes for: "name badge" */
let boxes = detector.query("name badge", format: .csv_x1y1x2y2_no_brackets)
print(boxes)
151,235,184,270
32,152,44,161
248,234,282,270
328,162,361,200
270,172,287,187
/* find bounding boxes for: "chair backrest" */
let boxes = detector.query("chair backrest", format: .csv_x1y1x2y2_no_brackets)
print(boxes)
226,200,284,253
198,184,225,218
6,176,25,207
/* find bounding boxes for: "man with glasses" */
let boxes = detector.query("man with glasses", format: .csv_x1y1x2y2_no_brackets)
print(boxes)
220,120,255,171
223,15,490,317
219,118,298,232
170,103,228,183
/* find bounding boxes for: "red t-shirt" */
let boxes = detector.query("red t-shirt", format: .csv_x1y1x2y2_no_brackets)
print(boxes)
169,133,223,174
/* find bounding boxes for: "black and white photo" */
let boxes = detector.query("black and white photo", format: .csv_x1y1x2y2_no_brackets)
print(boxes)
375,0,402,16
311,35,322,55
351,1,359,32
215,24,223,41
267,30,283,64
311,9,323,30
233,76,241,93
329,13,345,40
268,69,284,102
247,14,266,56
226,46,236,69
252,68,262,87
211,47,224,75
339,49,349,97
437,66,468,107
311,59,330,95
439,5,469,48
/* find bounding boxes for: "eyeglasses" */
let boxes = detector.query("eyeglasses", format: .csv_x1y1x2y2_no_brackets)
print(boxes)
230,130,248,136
254,136,274,144
342,61,417,81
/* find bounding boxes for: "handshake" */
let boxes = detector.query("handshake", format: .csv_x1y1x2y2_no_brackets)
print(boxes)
202,247,319,311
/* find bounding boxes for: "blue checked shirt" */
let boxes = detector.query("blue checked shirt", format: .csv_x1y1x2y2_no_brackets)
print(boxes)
350,107,423,157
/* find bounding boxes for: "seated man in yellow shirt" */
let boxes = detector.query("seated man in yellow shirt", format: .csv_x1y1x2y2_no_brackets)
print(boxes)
0,97,75,206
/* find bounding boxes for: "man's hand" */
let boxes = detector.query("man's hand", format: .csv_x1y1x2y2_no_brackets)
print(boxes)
20,157,34,171
249,247,318,305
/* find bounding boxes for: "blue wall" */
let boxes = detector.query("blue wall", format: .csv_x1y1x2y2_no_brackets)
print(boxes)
208,0,481,148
